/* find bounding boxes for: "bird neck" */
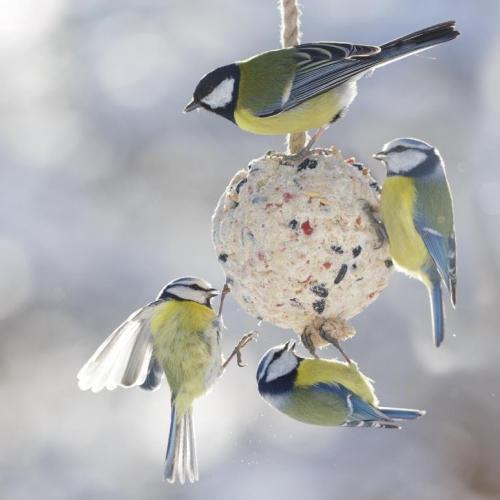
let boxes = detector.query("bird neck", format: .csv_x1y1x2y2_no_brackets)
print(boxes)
258,361,300,395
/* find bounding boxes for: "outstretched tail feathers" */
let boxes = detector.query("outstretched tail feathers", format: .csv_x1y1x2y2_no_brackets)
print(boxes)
379,407,426,421
164,406,198,484
379,21,459,61
429,279,445,347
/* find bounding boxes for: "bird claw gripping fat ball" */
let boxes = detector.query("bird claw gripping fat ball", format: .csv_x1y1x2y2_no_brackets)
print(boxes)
212,148,393,356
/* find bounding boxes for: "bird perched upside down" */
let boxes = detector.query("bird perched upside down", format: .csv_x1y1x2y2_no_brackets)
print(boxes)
257,340,424,428
77,277,254,484
373,138,456,347
185,21,459,157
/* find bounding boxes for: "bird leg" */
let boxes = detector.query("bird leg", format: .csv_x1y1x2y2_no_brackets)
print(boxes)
362,201,388,249
319,328,352,364
283,126,329,163
222,331,258,369
218,281,231,318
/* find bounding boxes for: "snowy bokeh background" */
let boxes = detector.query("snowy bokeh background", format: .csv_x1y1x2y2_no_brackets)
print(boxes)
1,1,499,499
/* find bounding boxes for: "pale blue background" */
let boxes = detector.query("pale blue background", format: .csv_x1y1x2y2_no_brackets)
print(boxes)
1,1,499,499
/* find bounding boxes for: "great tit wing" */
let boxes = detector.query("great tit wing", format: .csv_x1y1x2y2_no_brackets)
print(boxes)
255,42,380,117
77,301,163,392
414,184,457,305
313,383,392,425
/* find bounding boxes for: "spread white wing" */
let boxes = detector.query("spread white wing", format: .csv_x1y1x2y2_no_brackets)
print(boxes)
77,303,163,392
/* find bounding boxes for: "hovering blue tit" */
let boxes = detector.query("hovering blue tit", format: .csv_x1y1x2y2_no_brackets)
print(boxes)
78,277,252,484
185,22,459,155
257,341,425,428
374,138,456,347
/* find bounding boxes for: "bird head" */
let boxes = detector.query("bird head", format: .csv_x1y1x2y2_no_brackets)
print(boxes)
157,276,219,307
184,64,240,122
256,340,300,386
373,137,440,176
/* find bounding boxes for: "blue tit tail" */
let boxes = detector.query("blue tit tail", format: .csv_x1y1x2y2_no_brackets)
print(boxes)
378,407,426,421
428,277,445,347
164,405,198,484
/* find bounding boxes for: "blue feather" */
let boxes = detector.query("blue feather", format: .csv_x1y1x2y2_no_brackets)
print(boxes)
429,278,445,347
379,407,425,420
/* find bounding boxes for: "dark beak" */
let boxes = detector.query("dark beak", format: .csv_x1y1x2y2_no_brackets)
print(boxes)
284,339,296,351
372,151,387,161
183,99,201,113
207,288,219,298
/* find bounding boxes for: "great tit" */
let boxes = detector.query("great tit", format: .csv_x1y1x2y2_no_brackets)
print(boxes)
257,341,424,428
185,21,459,152
78,277,253,484
373,138,456,347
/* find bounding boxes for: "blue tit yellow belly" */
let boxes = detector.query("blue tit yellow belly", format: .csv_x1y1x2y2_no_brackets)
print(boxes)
150,300,222,418
381,176,431,280
280,360,377,426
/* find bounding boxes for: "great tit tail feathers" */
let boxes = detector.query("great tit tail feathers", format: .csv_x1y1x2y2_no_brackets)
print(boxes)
164,406,199,484
380,21,459,55
374,21,459,70
429,279,445,347
378,407,426,421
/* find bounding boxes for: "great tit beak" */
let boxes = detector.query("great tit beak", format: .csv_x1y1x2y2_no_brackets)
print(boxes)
284,339,296,351
183,99,201,113
372,151,387,161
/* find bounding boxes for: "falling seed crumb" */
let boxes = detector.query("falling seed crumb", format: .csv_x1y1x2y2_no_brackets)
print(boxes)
334,264,348,284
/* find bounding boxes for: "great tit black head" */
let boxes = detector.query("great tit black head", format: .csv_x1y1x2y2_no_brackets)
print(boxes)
184,64,240,123
158,276,219,307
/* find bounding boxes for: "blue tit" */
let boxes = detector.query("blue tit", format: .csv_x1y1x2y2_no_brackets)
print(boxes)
78,277,251,484
374,138,456,347
185,22,458,153
257,341,424,428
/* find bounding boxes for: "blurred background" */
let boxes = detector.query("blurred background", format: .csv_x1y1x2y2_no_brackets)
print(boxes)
1,0,499,498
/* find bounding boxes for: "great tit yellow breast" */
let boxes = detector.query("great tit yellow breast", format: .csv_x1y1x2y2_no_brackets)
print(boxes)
151,300,221,415
296,359,377,405
381,176,430,275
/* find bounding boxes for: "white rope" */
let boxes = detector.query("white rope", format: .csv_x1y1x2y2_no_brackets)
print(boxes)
279,0,307,154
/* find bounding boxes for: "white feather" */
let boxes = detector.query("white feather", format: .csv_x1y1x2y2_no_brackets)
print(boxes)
201,77,235,109
77,306,156,392
265,350,298,383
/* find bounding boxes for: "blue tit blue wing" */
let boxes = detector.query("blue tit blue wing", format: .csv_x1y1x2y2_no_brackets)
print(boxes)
313,383,399,428
414,179,456,306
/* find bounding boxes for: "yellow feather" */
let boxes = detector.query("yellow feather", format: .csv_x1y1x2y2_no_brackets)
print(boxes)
295,359,378,406
381,176,429,278
150,301,220,418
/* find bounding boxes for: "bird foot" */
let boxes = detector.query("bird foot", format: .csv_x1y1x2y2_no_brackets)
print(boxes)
222,331,258,369
302,317,354,362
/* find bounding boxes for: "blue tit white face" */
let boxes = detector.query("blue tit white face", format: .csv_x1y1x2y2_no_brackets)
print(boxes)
157,276,219,306
374,137,438,176
256,340,298,384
